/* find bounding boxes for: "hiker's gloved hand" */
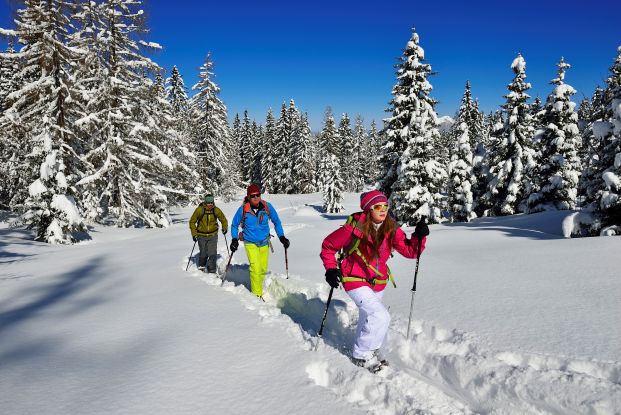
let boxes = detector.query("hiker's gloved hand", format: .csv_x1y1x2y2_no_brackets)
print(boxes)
230,238,239,252
279,236,290,249
325,268,341,289
222,228,228,235
192,235,198,242
414,219,429,238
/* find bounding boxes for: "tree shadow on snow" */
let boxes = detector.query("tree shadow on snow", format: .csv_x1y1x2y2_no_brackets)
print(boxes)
443,221,564,241
0,256,108,336
0,227,38,264
305,203,350,221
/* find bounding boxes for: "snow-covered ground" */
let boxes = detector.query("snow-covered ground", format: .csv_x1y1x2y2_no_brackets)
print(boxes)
1,193,620,414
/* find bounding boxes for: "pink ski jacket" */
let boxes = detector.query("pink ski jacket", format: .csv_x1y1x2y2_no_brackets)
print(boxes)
320,212,426,292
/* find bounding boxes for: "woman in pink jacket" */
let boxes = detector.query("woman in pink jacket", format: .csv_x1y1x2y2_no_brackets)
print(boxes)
320,190,429,368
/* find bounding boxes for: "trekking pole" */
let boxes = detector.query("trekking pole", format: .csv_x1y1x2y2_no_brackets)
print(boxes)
406,222,425,340
185,240,197,271
220,250,235,286
314,287,334,351
285,247,289,279
223,232,230,257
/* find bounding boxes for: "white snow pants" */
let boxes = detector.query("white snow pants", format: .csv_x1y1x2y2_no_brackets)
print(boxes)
346,286,390,360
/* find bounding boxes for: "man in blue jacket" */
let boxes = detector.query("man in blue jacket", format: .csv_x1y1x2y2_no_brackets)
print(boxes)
230,184,290,299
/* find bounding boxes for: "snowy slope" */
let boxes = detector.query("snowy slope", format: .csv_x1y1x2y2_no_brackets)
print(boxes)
1,193,620,414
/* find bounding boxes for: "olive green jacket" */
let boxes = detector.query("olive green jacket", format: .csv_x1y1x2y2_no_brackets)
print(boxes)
189,204,228,237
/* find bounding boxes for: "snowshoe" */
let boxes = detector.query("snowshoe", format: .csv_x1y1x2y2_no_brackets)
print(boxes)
351,355,388,374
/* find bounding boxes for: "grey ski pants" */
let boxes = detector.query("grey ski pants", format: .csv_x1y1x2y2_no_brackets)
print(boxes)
197,234,218,272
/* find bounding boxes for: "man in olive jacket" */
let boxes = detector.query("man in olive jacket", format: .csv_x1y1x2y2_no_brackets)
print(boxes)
189,194,228,273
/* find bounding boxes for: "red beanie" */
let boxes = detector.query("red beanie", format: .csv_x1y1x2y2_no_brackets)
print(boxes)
360,190,388,211
247,183,261,196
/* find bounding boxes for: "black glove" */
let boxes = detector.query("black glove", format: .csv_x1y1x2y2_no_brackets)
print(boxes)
222,228,228,235
279,235,290,249
192,235,198,242
414,218,430,238
230,238,239,252
325,268,341,289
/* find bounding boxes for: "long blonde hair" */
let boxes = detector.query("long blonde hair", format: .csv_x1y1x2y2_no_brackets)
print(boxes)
357,212,397,261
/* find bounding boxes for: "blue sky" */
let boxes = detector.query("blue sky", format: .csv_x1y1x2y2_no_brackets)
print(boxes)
1,0,620,130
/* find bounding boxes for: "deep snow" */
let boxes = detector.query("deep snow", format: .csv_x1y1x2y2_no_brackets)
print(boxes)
1,193,620,414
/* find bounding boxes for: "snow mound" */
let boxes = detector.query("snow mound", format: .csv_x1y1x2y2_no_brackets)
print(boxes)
293,206,321,217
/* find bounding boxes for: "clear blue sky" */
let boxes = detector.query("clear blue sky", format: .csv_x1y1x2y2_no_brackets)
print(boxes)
2,0,620,130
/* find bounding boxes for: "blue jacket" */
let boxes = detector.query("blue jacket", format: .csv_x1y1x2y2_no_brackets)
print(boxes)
231,201,284,246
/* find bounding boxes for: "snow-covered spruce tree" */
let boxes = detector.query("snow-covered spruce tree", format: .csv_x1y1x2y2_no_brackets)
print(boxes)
75,0,174,228
0,38,22,208
272,102,291,193
166,65,189,116
447,83,477,222
250,120,263,186
470,100,489,215
384,28,447,225
0,39,18,112
285,99,302,193
526,58,581,213
294,112,317,193
353,115,366,192
584,46,621,235
316,107,339,193
578,86,608,207
322,153,344,213
577,96,593,135
366,120,381,185
484,54,536,216
0,0,89,243
237,110,253,183
149,70,200,206
190,53,232,198
336,112,354,191
261,108,276,192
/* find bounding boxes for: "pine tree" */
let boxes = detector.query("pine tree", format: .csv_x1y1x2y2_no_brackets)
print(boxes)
285,99,301,193
250,120,263,186
0,0,89,242
384,28,447,224
447,83,477,222
484,54,536,216
352,115,366,191
336,113,355,191
317,107,339,193
296,112,317,193
322,154,344,213
526,58,581,213
190,54,235,199
587,46,621,235
272,102,290,193
471,101,490,217
238,110,253,183
166,65,189,116
75,0,175,228
261,108,277,192
366,120,381,185
0,38,22,208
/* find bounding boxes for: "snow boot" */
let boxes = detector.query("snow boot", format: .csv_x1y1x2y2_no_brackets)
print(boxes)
373,349,389,367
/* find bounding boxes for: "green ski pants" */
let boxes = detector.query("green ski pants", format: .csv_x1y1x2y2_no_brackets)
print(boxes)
244,243,269,296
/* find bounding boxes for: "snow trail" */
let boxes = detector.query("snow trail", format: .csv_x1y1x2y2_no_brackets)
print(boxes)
184,252,621,415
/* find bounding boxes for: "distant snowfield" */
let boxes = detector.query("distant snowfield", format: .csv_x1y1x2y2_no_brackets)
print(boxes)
1,193,620,414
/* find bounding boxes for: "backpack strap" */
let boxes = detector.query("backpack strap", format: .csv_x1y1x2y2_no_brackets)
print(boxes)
338,212,396,288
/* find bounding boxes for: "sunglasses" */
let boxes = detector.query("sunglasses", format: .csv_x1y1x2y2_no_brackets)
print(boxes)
249,193,261,199
371,203,389,212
